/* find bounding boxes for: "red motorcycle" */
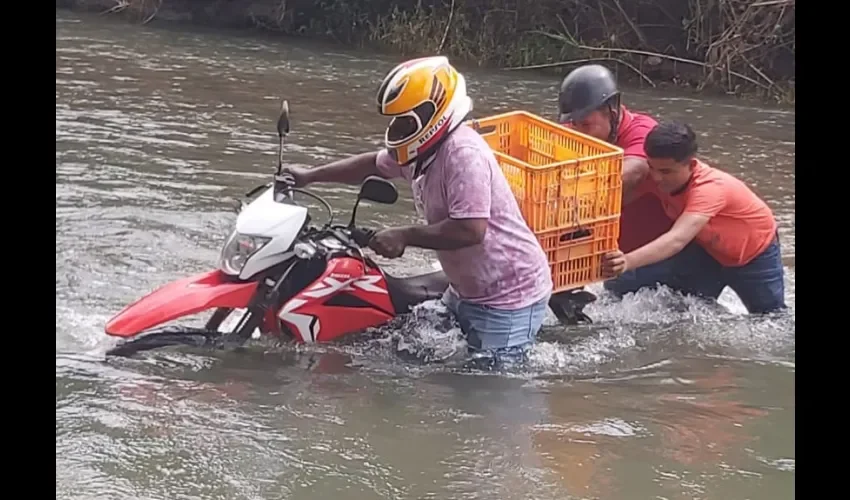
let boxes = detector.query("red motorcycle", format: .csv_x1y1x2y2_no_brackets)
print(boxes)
104,100,448,356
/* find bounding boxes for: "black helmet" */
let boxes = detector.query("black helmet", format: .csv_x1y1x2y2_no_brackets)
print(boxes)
558,64,621,123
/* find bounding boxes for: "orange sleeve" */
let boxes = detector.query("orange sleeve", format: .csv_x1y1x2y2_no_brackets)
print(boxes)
684,180,727,217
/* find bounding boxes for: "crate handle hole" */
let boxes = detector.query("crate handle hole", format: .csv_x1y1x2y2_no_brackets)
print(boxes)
559,228,593,242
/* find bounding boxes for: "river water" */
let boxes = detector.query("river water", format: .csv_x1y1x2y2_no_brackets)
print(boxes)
56,9,795,500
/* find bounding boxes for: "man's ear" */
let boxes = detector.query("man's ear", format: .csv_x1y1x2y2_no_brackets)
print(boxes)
688,157,699,169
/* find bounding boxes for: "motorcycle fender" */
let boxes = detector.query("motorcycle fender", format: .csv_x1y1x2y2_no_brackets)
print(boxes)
105,270,259,338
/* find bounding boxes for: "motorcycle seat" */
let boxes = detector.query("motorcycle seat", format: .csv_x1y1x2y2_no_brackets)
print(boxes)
384,270,450,314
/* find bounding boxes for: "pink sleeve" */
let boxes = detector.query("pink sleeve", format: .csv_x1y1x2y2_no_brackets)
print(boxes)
443,147,491,219
375,149,411,180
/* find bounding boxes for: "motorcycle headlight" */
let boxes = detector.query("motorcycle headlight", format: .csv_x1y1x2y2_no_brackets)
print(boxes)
219,232,271,275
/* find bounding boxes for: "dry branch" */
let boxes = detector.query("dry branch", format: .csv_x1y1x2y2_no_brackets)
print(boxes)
438,0,456,54
524,0,793,100
505,57,656,87
534,35,770,90
100,0,129,15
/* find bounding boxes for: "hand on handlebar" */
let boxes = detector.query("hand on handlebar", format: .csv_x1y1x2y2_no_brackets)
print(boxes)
365,227,407,259
350,227,406,258
276,166,313,188
350,227,376,248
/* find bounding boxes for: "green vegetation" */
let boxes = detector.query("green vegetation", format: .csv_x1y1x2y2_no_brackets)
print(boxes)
61,0,796,104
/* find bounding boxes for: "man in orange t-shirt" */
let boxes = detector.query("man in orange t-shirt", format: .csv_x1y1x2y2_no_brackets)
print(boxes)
601,121,786,314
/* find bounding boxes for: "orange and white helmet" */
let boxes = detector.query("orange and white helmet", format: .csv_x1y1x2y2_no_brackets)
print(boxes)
376,56,473,166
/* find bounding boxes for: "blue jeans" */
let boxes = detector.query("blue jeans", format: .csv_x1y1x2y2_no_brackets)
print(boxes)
604,237,787,314
442,287,550,366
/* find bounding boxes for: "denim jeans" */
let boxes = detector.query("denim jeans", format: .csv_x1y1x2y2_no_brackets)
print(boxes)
604,237,787,314
720,238,787,313
442,287,551,367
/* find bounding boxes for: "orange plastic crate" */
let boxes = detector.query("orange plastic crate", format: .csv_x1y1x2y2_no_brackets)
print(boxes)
466,111,624,291
535,217,621,291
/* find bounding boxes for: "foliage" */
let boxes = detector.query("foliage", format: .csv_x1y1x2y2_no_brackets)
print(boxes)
79,0,797,102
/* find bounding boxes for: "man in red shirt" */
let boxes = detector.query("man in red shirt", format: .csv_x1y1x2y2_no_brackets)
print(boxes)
548,64,706,320
601,121,786,314
557,64,672,254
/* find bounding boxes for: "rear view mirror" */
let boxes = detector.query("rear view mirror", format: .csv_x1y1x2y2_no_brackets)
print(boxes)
276,99,290,137
358,176,398,205
275,99,290,174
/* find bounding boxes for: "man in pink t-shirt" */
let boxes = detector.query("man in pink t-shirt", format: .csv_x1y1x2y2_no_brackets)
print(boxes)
280,56,553,367
372,128,553,312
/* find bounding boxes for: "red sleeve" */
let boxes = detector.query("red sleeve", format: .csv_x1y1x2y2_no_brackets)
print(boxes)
619,122,655,159
683,180,727,217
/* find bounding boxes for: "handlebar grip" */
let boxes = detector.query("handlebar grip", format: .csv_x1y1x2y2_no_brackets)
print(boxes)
275,173,297,186
350,227,376,247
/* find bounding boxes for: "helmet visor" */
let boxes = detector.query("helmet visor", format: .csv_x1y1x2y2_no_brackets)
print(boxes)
386,101,438,145
387,114,421,144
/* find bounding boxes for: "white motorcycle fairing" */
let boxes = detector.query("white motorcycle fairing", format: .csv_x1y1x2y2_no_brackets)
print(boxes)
234,186,308,280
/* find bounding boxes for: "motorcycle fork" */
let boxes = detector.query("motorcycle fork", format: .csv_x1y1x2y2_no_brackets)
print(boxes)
205,308,233,330
202,304,267,346
224,260,306,344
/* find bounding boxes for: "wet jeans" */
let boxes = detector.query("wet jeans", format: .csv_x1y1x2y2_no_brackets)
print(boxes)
442,287,550,368
604,237,787,314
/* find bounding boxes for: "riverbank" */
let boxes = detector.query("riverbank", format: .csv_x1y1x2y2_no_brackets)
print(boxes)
57,0,795,104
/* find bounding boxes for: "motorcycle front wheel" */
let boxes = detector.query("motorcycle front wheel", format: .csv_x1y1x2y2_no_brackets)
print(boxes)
104,326,225,357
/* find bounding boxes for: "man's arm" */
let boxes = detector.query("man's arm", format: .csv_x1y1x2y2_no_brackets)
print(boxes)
400,147,491,250
622,156,650,204
618,119,656,203
303,151,388,185
624,213,710,269
403,218,487,250
624,181,727,269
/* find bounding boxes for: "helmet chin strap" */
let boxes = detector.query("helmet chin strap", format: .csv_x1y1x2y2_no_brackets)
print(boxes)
606,100,622,144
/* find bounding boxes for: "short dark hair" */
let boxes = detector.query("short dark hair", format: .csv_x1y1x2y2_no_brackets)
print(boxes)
644,121,698,162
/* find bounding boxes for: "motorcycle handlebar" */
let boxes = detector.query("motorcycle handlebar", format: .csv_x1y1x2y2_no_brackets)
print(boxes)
350,227,376,248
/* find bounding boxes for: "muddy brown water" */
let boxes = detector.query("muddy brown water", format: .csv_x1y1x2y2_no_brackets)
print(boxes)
56,10,795,500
